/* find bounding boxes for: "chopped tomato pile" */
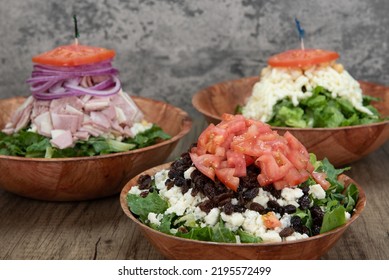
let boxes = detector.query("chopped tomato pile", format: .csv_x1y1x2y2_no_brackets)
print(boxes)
190,114,325,192
267,49,339,68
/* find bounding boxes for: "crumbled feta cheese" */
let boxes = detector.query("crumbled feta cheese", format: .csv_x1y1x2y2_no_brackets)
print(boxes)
163,187,198,216
221,212,245,231
204,208,220,226
148,213,163,226
231,198,239,205
278,214,291,231
242,64,372,122
260,230,282,243
285,232,309,241
253,188,271,207
345,212,351,220
154,169,169,190
128,185,142,195
281,187,304,203
194,206,207,220
184,166,196,180
309,184,326,199
242,210,266,235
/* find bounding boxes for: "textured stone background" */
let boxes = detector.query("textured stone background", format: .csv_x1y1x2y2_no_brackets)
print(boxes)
0,0,387,118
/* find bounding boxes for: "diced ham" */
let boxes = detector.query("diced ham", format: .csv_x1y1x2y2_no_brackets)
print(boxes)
14,105,33,132
65,104,83,116
51,113,81,133
50,130,73,149
74,131,90,141
123,126,135,138
10,96,34,132
4,90,147,150
50,96,83,113
79,125,105,137
31,100,50,119
110,120,124,133
33,111,53,137
115,106,127,124
84,98,110,111
101,105,116,120
90,112,111,130
80,94,92,104
2,123,14,135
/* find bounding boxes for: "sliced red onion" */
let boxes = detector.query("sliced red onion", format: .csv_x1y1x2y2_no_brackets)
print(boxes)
27,59,121,100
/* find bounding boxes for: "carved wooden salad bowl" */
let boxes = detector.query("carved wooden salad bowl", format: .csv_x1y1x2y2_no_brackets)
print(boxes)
192,77,389,167
120,162,366,260
0,96,192,201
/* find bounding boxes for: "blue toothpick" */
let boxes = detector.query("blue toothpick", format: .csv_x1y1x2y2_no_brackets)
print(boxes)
295,18,305,50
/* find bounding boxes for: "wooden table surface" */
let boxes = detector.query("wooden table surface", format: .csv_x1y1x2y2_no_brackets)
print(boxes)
0,118,388,260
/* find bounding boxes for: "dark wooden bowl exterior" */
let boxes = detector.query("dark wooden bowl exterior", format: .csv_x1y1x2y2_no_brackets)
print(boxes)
120,163,366,260
192,77,389,167
0,96,192,201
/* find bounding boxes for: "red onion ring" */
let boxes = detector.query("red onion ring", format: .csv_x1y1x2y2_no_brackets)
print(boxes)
27,60,121,100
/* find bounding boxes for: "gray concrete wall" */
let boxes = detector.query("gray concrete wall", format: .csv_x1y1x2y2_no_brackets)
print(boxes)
0,0,387,117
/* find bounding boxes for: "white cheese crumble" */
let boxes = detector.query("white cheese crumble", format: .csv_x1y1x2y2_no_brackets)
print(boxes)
309,184,326,200
281,187,304,206
128,185,142,195
184,166,196,180
204,208,220,226
220,212,245,231
242,64,372,122
148,212,163,226
285,232,309,241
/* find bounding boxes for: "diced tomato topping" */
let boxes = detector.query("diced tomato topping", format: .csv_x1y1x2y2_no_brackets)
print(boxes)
312,172,331,190
189,153,222,181
226,150,247,177
215,168,239,192
190,114,320,192
262,212,281,229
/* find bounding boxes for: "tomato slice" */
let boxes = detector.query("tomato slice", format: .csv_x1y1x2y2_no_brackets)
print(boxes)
215,168,239,192
268,49,339,68
32,44,116,66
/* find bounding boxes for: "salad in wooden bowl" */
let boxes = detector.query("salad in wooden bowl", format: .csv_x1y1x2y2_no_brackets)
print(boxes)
192,49,389,166
0,42,191,201
121,114,365,259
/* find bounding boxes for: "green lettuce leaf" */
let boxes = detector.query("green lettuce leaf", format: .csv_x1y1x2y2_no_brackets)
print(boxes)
127,192,168,222
320,205,346,234
237,230,262,243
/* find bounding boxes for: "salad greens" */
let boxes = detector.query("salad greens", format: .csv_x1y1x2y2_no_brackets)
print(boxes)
0,124,171,158
127,155,359,243
267,86,383,128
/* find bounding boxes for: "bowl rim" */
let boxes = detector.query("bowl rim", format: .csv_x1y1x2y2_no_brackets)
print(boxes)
120,162,366,247
0,96,192,162
192,76,389,131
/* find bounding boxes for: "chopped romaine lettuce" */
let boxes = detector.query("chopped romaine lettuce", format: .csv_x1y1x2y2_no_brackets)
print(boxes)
268,85,384,128
0,124,170,158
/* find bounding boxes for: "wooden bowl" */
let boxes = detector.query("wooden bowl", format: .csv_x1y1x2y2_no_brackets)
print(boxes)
0,96,192,201
120,162,366,260
192,77,389,167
